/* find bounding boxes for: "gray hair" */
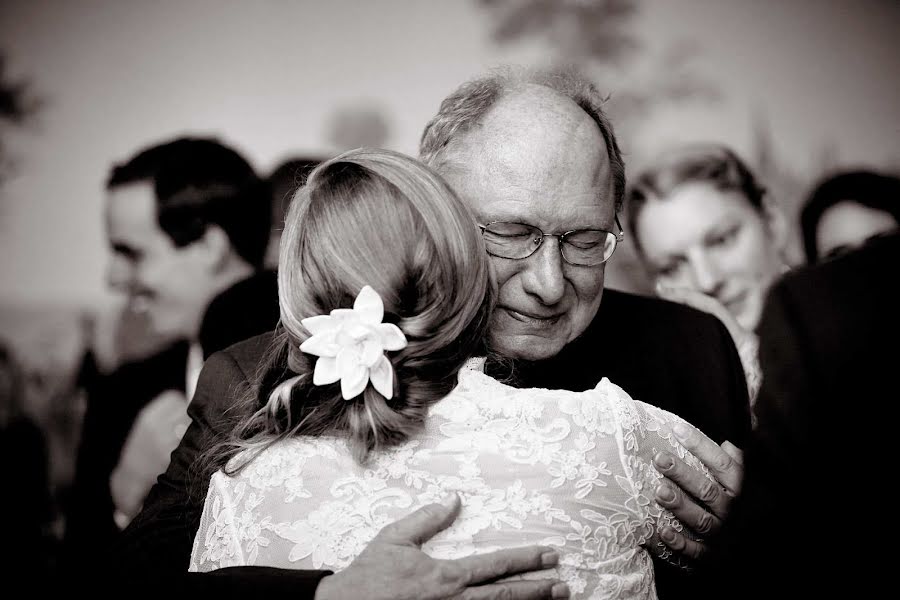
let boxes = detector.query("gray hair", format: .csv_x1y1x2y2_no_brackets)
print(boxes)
419,66,626,212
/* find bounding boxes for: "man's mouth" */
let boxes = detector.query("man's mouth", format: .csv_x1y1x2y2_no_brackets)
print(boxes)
499,307,564,327
128,293,153,314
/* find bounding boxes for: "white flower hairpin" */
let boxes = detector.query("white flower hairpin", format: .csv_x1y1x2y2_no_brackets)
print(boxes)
299,285,408,400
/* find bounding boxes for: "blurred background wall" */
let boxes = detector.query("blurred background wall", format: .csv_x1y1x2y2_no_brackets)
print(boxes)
1,0,898,489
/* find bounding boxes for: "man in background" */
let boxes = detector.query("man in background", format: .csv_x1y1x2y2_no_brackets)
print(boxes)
64,137,279,573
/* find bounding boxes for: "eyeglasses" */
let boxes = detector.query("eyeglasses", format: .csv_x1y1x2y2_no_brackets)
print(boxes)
477,216,625,266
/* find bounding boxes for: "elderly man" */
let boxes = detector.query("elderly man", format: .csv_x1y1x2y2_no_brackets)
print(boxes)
114,68,749,599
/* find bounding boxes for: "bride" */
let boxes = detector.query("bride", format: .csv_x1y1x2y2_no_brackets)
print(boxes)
190,148,714,599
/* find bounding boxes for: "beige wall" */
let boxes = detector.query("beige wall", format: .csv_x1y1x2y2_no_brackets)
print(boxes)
1,0,898,310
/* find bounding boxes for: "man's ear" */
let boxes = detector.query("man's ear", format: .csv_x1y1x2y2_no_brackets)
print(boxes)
196,225,232,270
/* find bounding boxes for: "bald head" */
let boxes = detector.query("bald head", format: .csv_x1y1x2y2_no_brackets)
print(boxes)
424,72,622,361
420,66,625,212
438,84,611,205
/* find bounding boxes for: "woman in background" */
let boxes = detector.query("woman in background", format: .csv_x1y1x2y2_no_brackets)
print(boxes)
625,143,789,411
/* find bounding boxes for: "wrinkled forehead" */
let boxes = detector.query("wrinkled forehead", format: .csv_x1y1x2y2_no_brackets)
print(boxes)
440,160,614,230
434,89,614,226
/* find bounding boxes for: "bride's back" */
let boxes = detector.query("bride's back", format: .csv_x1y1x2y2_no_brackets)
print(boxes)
193,360,713,600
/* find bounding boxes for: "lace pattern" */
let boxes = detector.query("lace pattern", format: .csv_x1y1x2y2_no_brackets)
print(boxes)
190,363,715,599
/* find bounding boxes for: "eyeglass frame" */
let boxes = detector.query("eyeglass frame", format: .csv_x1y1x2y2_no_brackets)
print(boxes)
476,215,626,267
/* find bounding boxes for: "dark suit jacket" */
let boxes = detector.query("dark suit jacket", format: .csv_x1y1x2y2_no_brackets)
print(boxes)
115,289,751,597
199,270,280,360
698,234,900,598
64,271,279,583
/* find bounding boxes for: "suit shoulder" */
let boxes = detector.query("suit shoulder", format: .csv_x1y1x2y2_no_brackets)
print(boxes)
601,288,728,335
211,332,275,376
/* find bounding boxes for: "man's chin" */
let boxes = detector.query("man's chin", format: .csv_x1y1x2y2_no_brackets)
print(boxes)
490,334,567,362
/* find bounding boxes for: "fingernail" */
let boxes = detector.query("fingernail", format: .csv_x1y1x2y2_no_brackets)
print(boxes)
657,484,676,503
440,492,458,509
672,422,690,441
660,527,676,543
541,551,559,568
552,583,570,599
654,452,673,471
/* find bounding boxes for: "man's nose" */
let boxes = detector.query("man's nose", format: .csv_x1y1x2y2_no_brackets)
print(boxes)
521,237,566,305
106,255,133,293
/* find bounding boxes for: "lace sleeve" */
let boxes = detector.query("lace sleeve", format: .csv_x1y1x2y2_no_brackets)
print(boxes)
188,471,245,572
606,381,718,568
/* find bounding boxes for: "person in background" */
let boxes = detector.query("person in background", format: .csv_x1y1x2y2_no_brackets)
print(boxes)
263,156,323,271
115,67,750,599
799,169,900,264
1,342,56,587
64,137,279,575
625,143,790,409
695,230,899,598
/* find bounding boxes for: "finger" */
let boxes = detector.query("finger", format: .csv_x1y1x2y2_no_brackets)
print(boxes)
659,526,707,562
455,580,569,600
720,441,744,467
449,545,559,587
671,421,743,495
376,493,461,546
654,450,731,521
655,481,722,536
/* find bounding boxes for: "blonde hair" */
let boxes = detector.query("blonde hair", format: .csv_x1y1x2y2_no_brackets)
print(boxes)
209,148,494,470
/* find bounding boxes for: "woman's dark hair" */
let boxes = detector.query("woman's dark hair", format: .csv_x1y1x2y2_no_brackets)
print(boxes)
800,170,900,263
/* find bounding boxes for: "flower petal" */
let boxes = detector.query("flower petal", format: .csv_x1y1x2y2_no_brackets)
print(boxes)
312,356,340,385
345,322,374,341
354,285,384,325
329,308,357,324
301,315,334,336
376,323,408,351
337,347,362,376
299,331,339,357
370,355,394,400
359,339,384,367
340,364,369,400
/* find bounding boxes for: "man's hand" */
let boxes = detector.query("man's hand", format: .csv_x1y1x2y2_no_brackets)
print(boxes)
653,421,744,560
314,493,569,600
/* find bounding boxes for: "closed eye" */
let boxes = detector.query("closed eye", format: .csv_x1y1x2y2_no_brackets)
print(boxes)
706,225,739,248
655,260,683,278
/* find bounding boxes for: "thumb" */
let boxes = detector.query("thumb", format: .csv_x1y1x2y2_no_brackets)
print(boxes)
376,492,461,546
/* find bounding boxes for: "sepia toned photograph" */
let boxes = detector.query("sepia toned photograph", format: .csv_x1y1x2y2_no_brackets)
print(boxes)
2,1,897,596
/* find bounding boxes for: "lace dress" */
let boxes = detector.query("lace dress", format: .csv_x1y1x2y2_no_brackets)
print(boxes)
190,359,714,599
